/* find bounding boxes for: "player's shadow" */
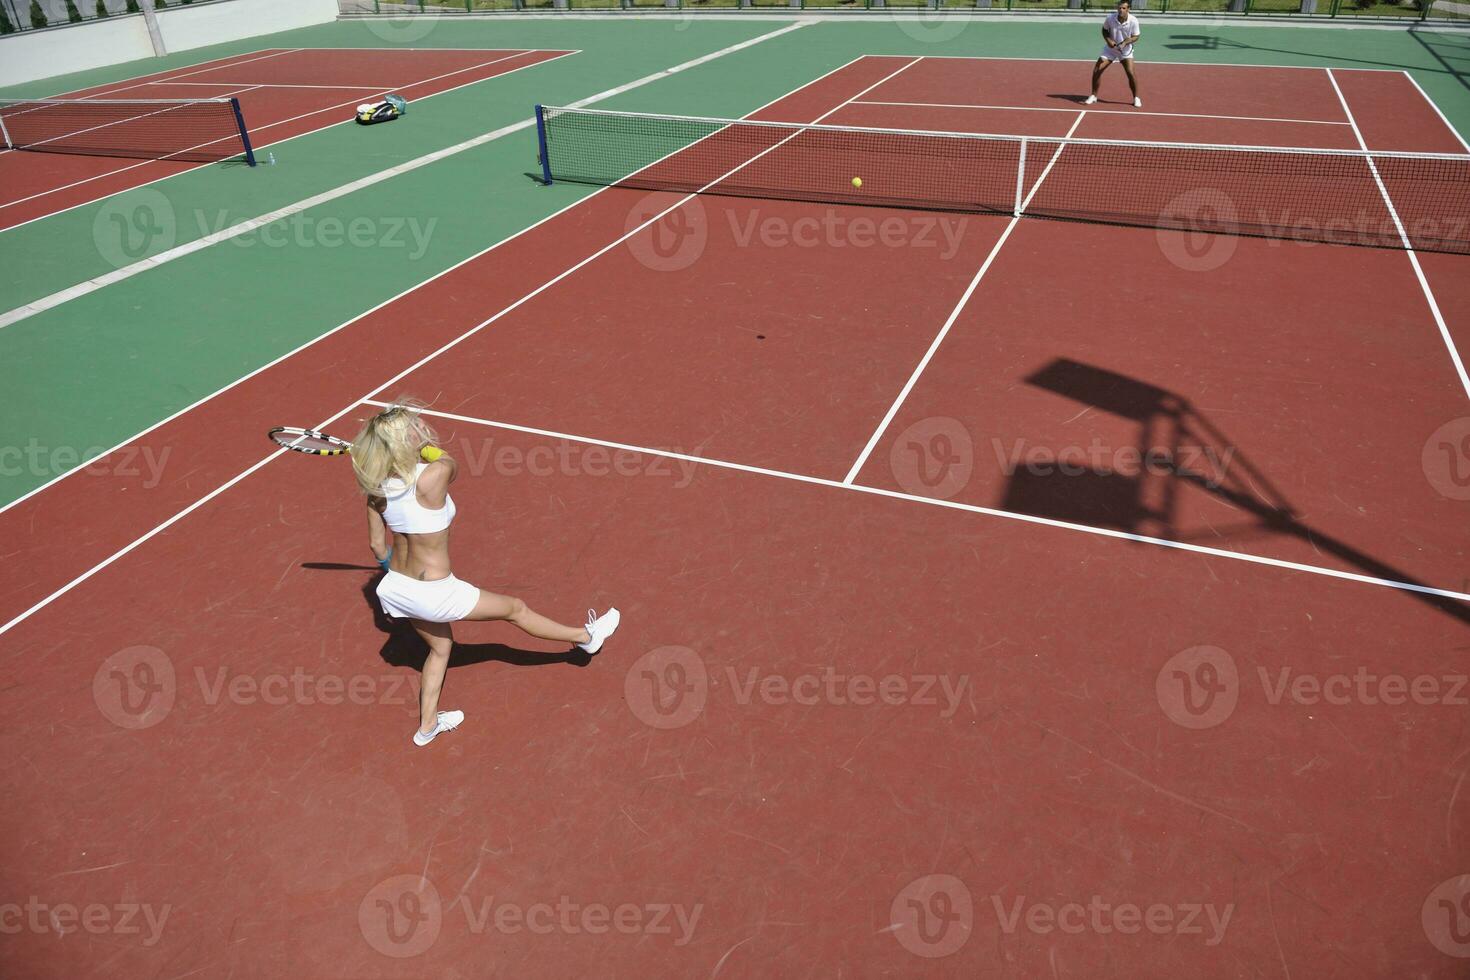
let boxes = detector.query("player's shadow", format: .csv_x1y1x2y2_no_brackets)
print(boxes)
328,570,594,670
998,358,1470,626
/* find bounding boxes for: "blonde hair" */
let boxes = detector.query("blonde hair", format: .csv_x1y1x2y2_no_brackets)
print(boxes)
350,398,439,497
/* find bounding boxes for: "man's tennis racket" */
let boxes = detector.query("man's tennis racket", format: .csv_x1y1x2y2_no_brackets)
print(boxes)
269,427,352,457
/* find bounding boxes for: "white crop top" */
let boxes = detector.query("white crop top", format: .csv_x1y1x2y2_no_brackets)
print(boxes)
381,462,456,534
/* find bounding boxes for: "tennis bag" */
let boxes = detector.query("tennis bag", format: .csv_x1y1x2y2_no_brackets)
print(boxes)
356,94,408,125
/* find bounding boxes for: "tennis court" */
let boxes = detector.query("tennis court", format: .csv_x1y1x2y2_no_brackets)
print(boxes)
3,19,1470,979
0,46,574,231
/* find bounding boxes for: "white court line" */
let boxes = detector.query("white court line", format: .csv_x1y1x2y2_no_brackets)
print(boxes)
853,99,1351,127
844,110,1087,486
1326,68,1470,402
0,27,833,522
1399,70,1470,153
374,401,1470,606
0,49,576,229
895,53,1409,72
150,82,407,91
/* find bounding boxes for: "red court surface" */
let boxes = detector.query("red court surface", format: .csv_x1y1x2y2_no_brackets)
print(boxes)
0,47,575,232
2,56,1470,978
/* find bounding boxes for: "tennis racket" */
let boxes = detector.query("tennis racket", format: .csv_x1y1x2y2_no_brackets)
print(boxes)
269,426,352,457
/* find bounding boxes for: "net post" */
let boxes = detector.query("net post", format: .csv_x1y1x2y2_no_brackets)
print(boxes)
535,105,553,186
0,105,11,151
1014,137,1027,217
229,97,257,167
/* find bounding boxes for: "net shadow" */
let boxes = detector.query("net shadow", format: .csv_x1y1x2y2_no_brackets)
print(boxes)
1005,357,1470,625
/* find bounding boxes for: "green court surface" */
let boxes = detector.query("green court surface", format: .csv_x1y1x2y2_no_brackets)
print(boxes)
2,17,1468,506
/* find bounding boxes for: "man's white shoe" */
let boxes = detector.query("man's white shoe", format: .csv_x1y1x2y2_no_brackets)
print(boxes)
1133,97,1142,108
414,710,464,746
577,607,621,654
1084,95,1098,105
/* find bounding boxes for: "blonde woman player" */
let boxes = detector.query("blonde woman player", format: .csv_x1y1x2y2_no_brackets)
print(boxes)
351,402,621,746
1086,0,1142,108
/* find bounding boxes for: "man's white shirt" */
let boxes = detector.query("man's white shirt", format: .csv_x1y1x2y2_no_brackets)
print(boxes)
1101,12,1141,60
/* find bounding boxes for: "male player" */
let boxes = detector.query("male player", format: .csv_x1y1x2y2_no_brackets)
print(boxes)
1086,0,1142,108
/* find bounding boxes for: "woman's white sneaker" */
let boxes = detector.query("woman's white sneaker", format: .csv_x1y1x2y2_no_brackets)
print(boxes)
414,710,464,746
577,607,621,654
1084,95,1098,105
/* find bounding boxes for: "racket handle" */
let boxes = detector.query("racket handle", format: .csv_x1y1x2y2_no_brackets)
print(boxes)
377,549,391,573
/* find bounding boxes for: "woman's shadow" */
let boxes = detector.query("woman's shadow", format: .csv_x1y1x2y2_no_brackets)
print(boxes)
306,563,595,671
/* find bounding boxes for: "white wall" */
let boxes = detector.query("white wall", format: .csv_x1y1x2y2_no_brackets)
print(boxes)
0,0,339,89
0,13,153,88
157,0,338,54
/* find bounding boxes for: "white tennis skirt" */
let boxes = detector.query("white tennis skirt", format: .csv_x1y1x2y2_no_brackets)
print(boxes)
1100,44,1135,61
376,570,481,623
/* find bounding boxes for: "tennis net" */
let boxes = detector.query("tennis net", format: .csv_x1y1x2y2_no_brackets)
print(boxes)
534,105,1470,254
0,98,257,165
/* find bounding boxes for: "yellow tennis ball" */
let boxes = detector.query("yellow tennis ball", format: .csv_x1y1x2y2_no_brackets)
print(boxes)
852,177,863,188
421,446,443,462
